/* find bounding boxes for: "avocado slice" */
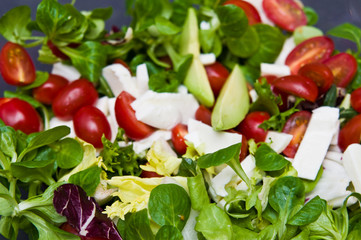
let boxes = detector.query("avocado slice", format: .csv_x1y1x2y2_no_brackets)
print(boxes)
211,65,250,131
180,8,214,107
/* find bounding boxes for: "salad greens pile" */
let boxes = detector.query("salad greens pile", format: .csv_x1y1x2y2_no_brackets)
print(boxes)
1,0,361,239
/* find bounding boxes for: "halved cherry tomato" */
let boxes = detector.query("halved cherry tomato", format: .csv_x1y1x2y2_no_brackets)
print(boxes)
204,62,230,97
0,42,36,86
195,105,212,126
0,98,43,134
32,74,69,105
338,114,361,152
61,223,109,240
297,62,333,94
262,0,307,32
235,111,270,143
272,75,319,102
73,105,111,148
323,52,358,88
171,123,188,155
282,110,311,158
223,0,261,25
285,36,334,75
113,58,132,74
52,78,98,120
114,91,155,140
351,87,361,113
140,170,162,178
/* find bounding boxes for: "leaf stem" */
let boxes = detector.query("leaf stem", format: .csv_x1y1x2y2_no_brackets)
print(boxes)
227,157,253,190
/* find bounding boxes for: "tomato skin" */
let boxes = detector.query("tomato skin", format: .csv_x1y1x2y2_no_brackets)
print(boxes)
262,0,307,32
204,62,230,97
282,110,311,158
297,62,333,94
338,114,361,152
285,36,334,75
239,134,248,162
140,170,162,178
52,79,98,121
114,91,155,140
60,223,109,240
0,98,43,134
73,106,111,148
47,40,69,60
0,42,36,86
32,74,69,105
195,105,212,126
323,52,358,88
223,0,261,25
272,75,319,102
171,123,188,155
351,87,361,113
235,111,270,143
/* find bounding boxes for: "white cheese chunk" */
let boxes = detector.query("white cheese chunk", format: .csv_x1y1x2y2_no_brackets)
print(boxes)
102,64,136,98
249,89,258,103
51,62,81,81
182,209,199,240
132,130,172,154
325,151,343,164
124,27,133,42
292,107,339,180
274,37,296,65
199,53,216,66
95,96,109,116
131,90,199,130
260,63,291,77
185,119,243,155
49,117,76,139
135,63,150,96
242,0,275,26
265,131,293,153
343,144,361,193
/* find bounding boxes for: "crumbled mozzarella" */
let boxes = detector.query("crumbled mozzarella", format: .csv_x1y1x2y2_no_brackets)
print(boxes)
132,130,172,154
325,151,343,164
292,107,340,180
265,131,293,153
102,64,135,97
95,96,109,116
243,0,275,26
249,89,258,103
124,27,133,42
49,117,76,138
274,37,296,65
260,63,291,77
199,53,216,66
131,90,199,130
343,144,361,193
51,62,81,81
135,63,150,96
185,119,243,154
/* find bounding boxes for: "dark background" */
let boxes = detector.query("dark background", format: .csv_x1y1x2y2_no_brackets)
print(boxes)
0,0,360,239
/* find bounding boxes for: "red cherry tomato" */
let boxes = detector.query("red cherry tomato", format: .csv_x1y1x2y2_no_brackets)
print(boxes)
272,75,319,102
73,105,111,148
338,114,361,152
0,98,43,134
204,62,229,97
140,170,162,178
223,0,261,25
32,74,69,105
351,87,361,113
52,78,98,121
0,42,36,86
235,111,270,143
195,105,212,126
60,223,109,240
285,36,334,75
240,134,249,162
47,40,69,60
262,0,307,32
171,123,188,155
282,110,311,158
297,62,334,94
114,91,155,140
113,58,132,74
323,52,358,88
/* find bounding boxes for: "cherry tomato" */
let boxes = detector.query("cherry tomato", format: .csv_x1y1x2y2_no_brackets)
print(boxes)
351,87,361,113
262,0,307,32
0,98,43,134
272,75,319,102
140,170,162,178
323,52,358,88
60,223,109,240
285,36,334,75
52,78,98,121
195,105,212,126
235,111,270,143
114,91,155,140
338,114,361,152
297,62,333,94
113,58,132,74
47,40,69,60
223,0,261,25
0,42,36,86
73,105,111,148
32,74,69,105
204,62,230,97
171,123,188,155
240,134,249,162
282,110,311,158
